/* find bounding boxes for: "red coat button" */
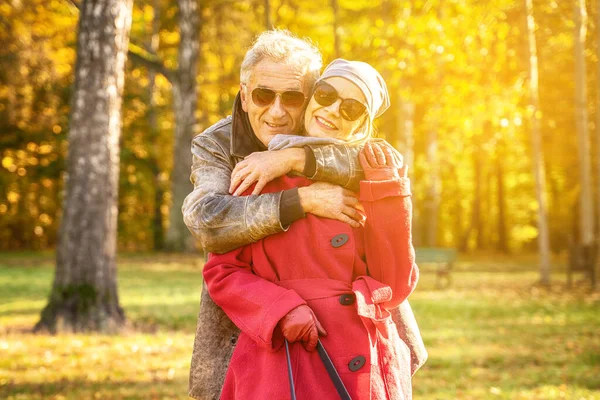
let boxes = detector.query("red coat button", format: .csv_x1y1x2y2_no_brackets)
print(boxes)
339,294,355,305
331,234,349,248
348,355,366,372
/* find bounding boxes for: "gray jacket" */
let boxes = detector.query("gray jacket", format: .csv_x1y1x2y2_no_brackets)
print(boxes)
185,95,427,400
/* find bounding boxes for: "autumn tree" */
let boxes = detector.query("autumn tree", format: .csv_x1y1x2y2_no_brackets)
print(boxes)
35,0,133,332
596,0,600,290
163,0,199,252
525,0,551,284
574,0,594,244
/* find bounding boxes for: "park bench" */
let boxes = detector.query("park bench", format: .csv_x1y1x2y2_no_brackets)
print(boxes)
567,241,597,288
414,247,457,289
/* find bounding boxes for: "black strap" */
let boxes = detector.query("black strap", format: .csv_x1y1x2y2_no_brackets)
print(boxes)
284,340,297,400
317,339,352,400
285,339,352,400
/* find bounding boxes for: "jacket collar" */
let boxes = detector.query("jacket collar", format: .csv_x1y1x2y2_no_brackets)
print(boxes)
231,92,267,158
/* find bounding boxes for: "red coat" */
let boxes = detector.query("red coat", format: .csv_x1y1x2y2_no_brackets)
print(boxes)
203,175,418,400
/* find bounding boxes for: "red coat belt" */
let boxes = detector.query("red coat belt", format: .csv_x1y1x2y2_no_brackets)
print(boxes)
277,276,393,326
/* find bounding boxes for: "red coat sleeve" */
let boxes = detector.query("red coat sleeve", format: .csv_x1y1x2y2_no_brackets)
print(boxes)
359,177,419,309
203,246,307,350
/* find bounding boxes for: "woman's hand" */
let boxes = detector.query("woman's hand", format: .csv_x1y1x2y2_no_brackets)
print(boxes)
278,304,327,352
230,148,305,196
359,141,406,181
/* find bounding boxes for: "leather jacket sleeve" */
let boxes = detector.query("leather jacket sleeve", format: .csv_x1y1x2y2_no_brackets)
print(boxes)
182,134,287,254
308,143,365,192
308,138,402,192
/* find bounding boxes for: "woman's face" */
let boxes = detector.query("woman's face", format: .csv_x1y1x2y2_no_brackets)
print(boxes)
303,77,368,141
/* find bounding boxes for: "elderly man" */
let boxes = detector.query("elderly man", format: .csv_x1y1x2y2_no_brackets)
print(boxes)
184,30,427,400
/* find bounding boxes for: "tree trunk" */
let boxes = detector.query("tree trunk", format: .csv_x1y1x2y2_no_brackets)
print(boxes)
459,135,483,251
426,127,440,247
148,0,165,251
265,0,272,29
35,0,133,333
575,0,594,246
477,124,490,250
398,99,418,245
331,0,341,58
216,5,229,116
525,0,551,284
595,0,600,290
399,101,415,172
451,163,464,250
496,138,509,253
165,0,199,252
425,6,444,247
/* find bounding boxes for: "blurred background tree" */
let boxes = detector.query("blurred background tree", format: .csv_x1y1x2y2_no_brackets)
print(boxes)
2,0,600,279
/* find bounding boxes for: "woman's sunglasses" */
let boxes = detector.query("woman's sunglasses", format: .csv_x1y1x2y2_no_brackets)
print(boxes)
248,86,307,108
312,82,367,122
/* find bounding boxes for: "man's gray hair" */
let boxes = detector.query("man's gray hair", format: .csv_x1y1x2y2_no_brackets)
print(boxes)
240,29,322,90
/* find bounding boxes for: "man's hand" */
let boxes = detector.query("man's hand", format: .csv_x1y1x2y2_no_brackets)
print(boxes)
278,304,327,352
359,141,405,181
298,182,365,228
230,148,306,196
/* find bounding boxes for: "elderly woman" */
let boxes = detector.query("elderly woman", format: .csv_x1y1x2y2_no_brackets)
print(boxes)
203,59,418,400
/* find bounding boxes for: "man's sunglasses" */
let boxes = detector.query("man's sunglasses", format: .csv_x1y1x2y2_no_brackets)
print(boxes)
312,81,367,122
248,86,306,108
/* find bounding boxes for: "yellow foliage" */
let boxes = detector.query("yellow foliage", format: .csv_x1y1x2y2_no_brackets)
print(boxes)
2,157,14,169
7,192,20,204
38,144,53,155
39,214,52,225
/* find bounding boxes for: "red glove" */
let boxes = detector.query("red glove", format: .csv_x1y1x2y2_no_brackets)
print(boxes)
359,141,406,181
278,305,327,352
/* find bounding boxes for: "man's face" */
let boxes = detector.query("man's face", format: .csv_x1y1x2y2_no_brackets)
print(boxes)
240,59,309,147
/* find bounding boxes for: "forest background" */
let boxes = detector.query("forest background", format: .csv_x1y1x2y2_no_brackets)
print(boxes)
1,0,600,399
4,0,600,256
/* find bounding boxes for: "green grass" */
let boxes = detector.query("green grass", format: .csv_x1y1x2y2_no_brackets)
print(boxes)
0,252,599,399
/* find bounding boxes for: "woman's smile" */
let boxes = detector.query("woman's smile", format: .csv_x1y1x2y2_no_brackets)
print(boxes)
315,115,338,130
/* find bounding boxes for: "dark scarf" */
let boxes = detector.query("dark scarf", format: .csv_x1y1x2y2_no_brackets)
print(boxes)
230,92,267,158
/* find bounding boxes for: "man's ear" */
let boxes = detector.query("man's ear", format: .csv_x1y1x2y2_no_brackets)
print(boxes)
240,84,249,112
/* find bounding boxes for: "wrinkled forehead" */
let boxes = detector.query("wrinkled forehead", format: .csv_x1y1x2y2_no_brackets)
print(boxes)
248,58,311,92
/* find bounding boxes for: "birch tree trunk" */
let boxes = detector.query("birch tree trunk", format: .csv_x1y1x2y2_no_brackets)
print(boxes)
525,0,551,284
426,126,440,247
496,138,508,253
148,0,165,251
575,0,594,246
399,101,415,173
331,0,341,59
425,7,444,247
473,135,483,249
397,99,419,245
595,0,600,290
35,0,133,332
165,0,199,252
